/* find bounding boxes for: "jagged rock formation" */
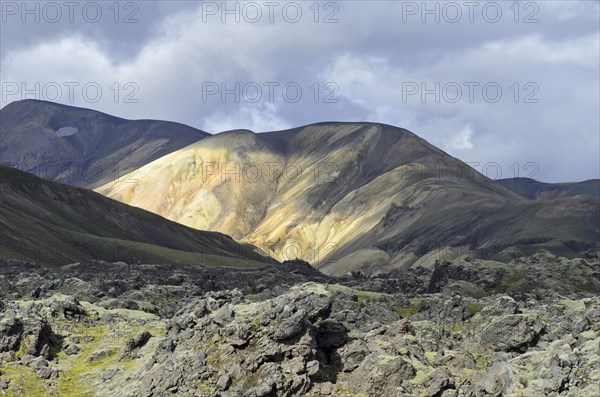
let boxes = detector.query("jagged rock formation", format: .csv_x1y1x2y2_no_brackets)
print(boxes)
1,252,598,396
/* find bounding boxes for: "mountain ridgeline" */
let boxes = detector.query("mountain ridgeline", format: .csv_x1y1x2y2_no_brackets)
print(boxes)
0,99,209,188
497,178,600,200
0,165,274,268
95,124,599,274
1,100,598,274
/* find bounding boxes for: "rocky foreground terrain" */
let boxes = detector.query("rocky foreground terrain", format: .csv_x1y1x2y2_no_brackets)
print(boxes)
1,252,599,396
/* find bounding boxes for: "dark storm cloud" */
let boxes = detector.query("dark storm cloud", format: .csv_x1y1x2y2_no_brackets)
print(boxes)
0,1,196,60
0,0,598,181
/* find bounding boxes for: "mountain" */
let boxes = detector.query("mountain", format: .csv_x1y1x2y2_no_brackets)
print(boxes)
0,100,209,188
0,165,274,268
96,122,600,274
497,178,600,200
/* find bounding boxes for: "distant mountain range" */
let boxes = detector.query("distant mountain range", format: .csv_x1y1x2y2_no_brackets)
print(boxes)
1,100,598,274
497,178,600,200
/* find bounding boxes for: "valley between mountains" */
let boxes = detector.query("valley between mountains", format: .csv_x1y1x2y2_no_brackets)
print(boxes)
95,122,598,274
0,100,598,397
2,100,597,274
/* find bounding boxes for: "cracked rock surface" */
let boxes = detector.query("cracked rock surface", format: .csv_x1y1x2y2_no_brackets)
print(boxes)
1,252,599,396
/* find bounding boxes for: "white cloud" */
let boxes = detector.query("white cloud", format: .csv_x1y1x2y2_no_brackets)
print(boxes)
318,32,599,181
446,126,474,151
0,1,598,181
202,103,291,133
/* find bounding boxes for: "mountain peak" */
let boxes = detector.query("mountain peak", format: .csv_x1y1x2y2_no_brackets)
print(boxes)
2,102,597,274
0,100,209,187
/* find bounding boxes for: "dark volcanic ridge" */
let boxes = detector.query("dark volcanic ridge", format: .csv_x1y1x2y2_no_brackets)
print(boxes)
0,165,274,268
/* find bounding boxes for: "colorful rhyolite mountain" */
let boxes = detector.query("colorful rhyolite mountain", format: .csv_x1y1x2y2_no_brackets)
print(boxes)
2,100,598,274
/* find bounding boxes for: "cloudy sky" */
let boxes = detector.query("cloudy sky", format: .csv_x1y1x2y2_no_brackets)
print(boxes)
1,0,598,182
